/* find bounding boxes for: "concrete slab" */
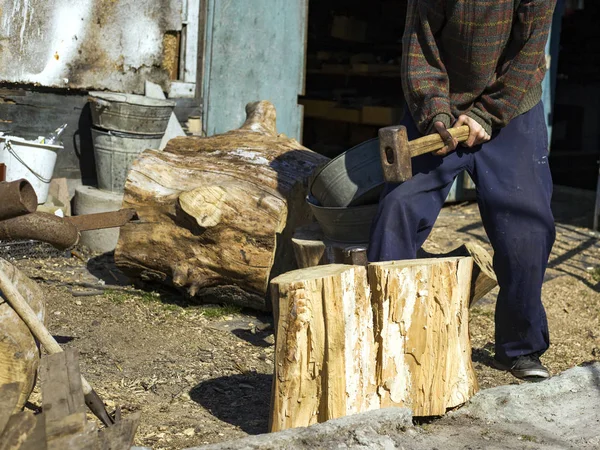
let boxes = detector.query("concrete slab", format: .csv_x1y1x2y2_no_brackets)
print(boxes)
186,363,600,450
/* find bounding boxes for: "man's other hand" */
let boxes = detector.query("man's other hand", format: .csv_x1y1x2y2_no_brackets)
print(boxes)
433,121,458,156
455,115,491,147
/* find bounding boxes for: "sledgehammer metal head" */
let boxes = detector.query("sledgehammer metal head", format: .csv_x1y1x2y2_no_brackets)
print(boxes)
378,125,471,183
379,125,411,184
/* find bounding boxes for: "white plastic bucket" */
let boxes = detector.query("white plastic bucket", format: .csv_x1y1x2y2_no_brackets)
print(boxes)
0,136,60,204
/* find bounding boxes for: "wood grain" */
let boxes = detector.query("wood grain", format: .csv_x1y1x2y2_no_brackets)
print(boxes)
115,101,329,310
269,264,378,431
0,258,46,413
369,257,479,416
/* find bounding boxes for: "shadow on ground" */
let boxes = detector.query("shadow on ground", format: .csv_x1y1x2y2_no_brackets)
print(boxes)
190,373,272,435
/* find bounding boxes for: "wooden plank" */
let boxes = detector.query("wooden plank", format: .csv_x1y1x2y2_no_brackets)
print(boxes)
98,412,141,450
0,412,46,450
0,382,22,435
41,350,86,424
46,415,98,450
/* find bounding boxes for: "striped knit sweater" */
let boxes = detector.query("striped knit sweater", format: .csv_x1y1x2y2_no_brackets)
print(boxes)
401,0,555,135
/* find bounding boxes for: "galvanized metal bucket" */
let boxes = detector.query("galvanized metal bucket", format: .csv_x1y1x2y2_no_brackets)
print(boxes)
310,138,384,207
306,195,377,243
89,91,175,135
92,128,162,193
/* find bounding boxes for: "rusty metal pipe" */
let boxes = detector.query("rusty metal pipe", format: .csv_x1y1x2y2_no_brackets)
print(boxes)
0,179,38,221
0,212,80,250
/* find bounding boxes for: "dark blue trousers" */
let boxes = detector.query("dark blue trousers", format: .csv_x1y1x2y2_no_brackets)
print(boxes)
367,102,555,363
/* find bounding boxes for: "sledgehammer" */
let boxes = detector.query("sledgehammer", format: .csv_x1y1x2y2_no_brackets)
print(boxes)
379,125,470,183
0,268,115,427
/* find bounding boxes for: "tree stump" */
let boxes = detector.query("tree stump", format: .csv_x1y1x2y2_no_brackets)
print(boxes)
270,257,478,430
369,257,478,416
0,258,46,413
115,101,329,310
269,265,379,432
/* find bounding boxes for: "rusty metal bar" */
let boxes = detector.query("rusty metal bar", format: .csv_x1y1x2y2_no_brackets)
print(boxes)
0,179,38,221
0,212,80,250
65,209,136,231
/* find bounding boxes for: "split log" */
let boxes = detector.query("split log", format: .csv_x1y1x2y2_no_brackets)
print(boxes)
431,243,497,307
368,257,478,416
269,265,378,432
292,223,497,306
0,258,45,413
270,257,478,430
115,101,329,310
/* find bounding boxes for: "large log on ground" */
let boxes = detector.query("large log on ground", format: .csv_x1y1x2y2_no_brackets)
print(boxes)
270,257,478,430
0,258,46,413
368,257,478,416
269,265,379,432
292,223,497,306
115,101,329,310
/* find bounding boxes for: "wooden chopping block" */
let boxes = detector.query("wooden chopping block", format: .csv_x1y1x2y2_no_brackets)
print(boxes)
292,223,497,306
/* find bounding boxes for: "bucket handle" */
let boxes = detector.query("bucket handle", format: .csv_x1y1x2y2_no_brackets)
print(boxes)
5,140,52,184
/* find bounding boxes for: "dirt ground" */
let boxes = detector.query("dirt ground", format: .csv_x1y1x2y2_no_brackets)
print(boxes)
9,188,600,450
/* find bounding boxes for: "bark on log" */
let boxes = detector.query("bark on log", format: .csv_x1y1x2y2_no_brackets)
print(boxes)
115,101,329,310
0,259,46,413
270,257,478,430
369,257,478,416
292,224,497,306
269,265,378,432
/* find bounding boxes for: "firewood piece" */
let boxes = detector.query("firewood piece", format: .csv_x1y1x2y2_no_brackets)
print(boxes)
115,101,329,310
0,259,46,413
0,411,46,450
41,350,98,450
269,265,378,432
422,243,497,306
0,382,22,435
368,257,479,416
46,415,98,450
292,223,368,268
41,350,86,423
98,412,141,450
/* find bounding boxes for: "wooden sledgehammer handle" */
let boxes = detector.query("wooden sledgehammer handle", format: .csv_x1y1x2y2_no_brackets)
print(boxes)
409,125,471,157
379,125,471,183
0,269,115,427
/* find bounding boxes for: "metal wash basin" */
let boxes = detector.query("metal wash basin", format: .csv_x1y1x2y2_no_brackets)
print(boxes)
310,138,384,208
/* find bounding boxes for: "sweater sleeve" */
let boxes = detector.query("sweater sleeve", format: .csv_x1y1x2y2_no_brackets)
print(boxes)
401,0,453,134
466,0,555,134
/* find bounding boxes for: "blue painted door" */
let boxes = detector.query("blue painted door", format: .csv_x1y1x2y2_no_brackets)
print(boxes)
202,0,308,140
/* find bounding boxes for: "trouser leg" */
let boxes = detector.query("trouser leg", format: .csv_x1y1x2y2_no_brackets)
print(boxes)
367,115,474,262
468,102,555,362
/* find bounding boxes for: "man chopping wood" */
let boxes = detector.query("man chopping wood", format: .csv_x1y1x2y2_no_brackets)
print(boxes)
368,0,556,380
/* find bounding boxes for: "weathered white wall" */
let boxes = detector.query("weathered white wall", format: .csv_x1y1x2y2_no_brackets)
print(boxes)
0,0,182,93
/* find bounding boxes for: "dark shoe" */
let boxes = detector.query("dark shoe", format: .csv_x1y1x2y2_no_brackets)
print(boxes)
493,354,550,381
